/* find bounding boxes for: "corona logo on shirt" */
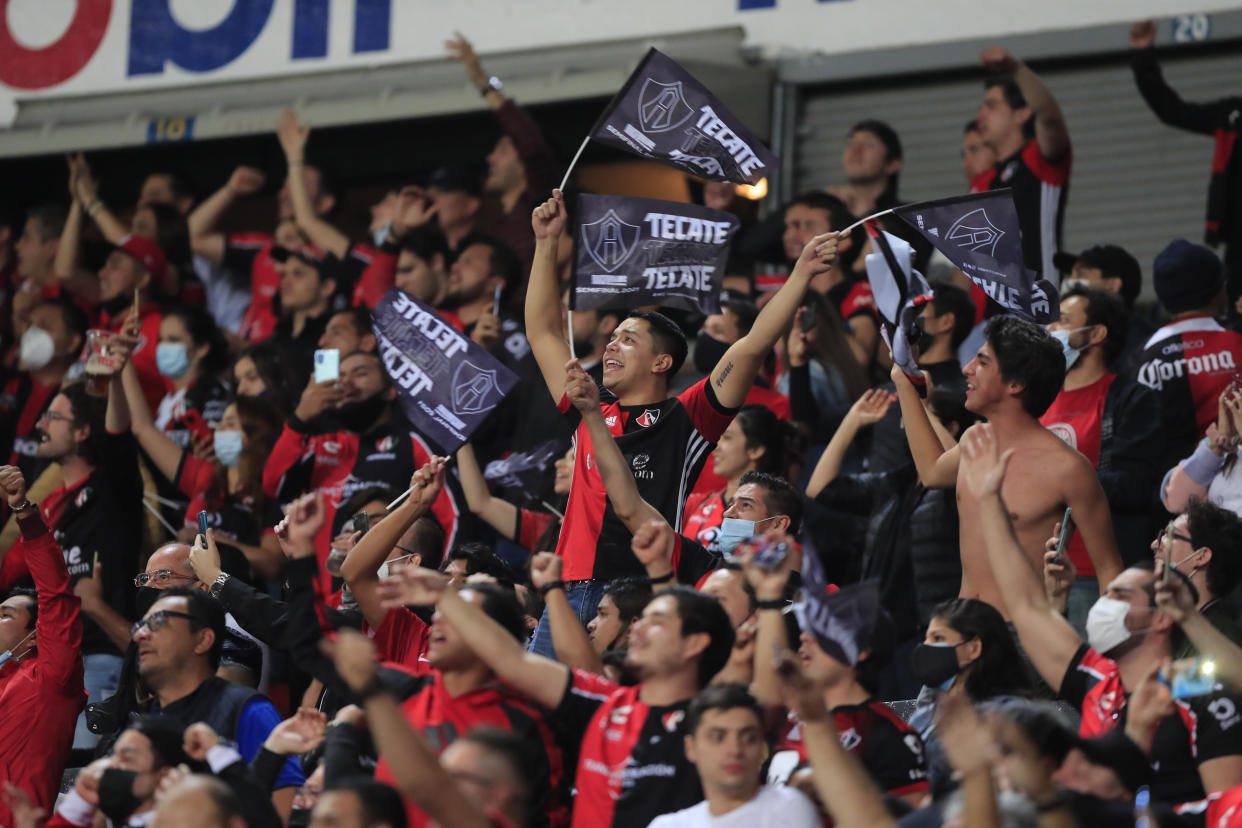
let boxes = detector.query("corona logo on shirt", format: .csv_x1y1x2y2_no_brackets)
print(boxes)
631,452,655,481
636,409,660,428
1136,349,1237,391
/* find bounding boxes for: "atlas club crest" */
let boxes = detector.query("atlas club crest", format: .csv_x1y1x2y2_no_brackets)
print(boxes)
581,209,641,272
451,360,501,416
637,78,695,134
636,409,660,428
947,208,1005,257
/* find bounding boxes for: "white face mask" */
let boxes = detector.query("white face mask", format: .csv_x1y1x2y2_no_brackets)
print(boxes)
377,553,415,581
1085,596,1148,655
18,326,55,372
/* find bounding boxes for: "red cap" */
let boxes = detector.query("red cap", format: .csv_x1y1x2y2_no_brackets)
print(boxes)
117,234,167,284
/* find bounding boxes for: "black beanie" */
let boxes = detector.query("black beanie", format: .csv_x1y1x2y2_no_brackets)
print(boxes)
1153,238,1224,313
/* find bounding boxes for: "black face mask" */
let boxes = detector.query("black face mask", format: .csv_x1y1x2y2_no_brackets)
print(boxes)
912,316,937,354
910,642,969,690
287,808,313,828
336,393,388,434
97,768,143,824
693,331,730,375
99,293,134,320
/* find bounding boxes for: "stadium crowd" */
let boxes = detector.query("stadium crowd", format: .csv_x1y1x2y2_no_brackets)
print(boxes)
2,20,1242,828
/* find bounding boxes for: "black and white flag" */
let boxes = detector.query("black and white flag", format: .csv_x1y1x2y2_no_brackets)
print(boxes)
589,48,778,185
571,193,737,315
794,540,882,667
372,289,518,452
891,190,1058,323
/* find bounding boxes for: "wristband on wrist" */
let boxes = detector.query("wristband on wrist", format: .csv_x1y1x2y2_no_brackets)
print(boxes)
10,499,34,515
357,675,386,701
756,598,786,611
648,571,675,585
536,580,566,597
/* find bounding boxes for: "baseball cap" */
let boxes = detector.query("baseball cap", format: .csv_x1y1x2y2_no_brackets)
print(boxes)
1153,238,1225,313
427,166,483,197
115,234,167,285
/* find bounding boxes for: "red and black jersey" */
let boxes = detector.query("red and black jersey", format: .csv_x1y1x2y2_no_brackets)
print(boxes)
224,233,280,343
682,490,727,557
262,418,460,592
827,276,878,324
0,373,58,484
969,137,1071,280
156,377,231,449
175,452,280,572
557,378,736,582
365,607,433,676
100,302,167,412
1062,644,1242,804
374,671,567,828
557,670,703,828
767,703,929,799
1131,316,1242,466
514,507,554,553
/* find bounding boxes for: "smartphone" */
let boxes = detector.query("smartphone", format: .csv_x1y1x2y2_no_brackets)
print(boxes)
181,408,213,447
492,283,503,317
197,509,209,539
799,302,819,333
352,510,371,537
1053,507,1073,564
1161,656,1217,699
314,348,340,383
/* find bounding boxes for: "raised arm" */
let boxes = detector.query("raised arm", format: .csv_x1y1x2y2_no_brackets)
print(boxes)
711,232,837,408
566,360,663,532
455,442,518,540
378,567,570,709
525,192,572,399
807,389,894,498
276,110,349,258
1060,453,1123,592
329,629,493,828
189,166,266,265
741,542,796,715
891,364,960,488
980,47,1070,161
958,424,1082,689
71,155,128,243
1156,567,1242,693
53,165,85,283
341,460,445,630
1128,21,1223,135
530,552,604,674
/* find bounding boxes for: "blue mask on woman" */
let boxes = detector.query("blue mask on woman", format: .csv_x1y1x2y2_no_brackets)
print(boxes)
214,430,244,467
156,342,191,379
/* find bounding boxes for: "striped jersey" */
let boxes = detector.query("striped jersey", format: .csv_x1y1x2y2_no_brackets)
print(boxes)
970,137,1071,282
556,378,736,581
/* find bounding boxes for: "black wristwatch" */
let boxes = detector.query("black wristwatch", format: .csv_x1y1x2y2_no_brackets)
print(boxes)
537,580,566,598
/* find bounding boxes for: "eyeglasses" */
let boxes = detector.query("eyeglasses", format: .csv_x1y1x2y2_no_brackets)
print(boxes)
133,570,198,588
1155,523,1196,549
39,411,73,424
130,609,202,638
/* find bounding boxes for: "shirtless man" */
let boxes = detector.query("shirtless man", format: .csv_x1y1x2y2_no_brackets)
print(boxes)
892,316,1121,617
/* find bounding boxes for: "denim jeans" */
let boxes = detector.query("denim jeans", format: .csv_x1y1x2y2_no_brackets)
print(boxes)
74,652,123,750
528,580,606,659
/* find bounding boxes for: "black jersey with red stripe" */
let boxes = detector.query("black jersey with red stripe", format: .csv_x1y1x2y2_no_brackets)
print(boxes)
1061,644,1242,804
767,703,929,798
374,671,567,828
1131,316,1242,467
557,670,702,828
969,138,1071,281
556,378,736,582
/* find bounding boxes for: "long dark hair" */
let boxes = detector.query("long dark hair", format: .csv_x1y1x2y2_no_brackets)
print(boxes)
791,291,869,402
141,202,192,282
734,404,789,476
209,396,283,512
930,598,1032,701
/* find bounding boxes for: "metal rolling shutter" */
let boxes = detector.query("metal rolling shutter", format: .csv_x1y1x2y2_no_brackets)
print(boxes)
791,46,1242,296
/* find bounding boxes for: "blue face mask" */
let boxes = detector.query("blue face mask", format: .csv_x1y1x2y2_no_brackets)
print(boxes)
718,515,779,558
156,342,191,379
1048,326,1093,372
213,429,244,467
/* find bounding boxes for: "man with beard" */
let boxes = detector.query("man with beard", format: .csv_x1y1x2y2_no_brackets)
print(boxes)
0,382,141,756
961,423,1242,803
262,351,459,591
437,233,527,367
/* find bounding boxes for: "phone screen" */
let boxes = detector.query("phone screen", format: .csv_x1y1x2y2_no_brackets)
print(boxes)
314,349,340,383
197,510,209,538
1054,507,1073,563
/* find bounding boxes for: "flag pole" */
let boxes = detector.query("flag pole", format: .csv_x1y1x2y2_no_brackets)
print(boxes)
567,311,577,360
559,136,591,192
841,208,895,236
386,481,422,511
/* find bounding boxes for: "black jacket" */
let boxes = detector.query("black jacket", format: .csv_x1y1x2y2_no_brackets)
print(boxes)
1098,376,1166,564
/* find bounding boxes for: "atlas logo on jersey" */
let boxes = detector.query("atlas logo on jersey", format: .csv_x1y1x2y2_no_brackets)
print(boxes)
636,409,660,428
375,435,396,452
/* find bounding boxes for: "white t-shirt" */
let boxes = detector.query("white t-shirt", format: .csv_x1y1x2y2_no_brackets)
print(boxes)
648,785,821,828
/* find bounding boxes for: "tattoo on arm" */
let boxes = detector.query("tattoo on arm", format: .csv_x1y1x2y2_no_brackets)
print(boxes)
715,361,734,388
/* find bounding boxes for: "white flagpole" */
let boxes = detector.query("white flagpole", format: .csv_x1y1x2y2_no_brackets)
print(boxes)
567,310,577,360
558,136,591,192
386,482,422,511
840,207,895,236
